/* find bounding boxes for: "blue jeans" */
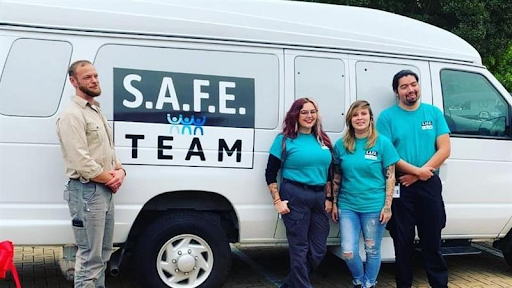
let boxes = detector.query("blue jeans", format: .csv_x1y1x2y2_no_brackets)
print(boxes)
340,209,384,288
64,180,115,288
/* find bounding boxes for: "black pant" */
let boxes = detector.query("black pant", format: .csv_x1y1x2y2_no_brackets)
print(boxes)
280,179,330,288
388,175,448,288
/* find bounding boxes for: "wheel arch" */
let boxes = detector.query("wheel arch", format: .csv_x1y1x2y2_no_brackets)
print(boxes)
125,190,240,250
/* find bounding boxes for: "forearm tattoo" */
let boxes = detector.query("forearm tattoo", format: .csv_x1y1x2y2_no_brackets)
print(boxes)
384,164,396,210
268,183,280,202
325,181,332,197
333,165,342,202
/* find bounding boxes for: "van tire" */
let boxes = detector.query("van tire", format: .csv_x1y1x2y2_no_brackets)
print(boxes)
135,212,231,288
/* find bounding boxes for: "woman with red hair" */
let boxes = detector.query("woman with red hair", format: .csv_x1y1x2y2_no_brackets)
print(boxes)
265,97,334,288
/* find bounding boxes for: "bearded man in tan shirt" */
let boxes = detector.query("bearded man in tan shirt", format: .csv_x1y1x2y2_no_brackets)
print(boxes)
57,60,125,288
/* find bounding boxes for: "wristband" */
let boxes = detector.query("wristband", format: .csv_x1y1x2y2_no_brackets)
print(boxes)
326,196,334,202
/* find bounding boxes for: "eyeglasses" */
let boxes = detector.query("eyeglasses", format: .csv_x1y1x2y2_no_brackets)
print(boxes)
300,109,317,116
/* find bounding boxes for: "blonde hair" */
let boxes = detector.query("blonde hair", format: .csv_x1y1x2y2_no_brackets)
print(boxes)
343,100,378,153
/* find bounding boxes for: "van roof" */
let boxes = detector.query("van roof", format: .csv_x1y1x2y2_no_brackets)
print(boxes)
0,0,481,64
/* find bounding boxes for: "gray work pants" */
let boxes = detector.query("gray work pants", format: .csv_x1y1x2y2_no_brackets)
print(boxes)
64,179,114,288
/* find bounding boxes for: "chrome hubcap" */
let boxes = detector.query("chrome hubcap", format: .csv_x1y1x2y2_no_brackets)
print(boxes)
156,234,213,288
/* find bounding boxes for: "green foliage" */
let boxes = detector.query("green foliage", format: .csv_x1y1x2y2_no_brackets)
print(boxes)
492,45,512,91
297,0,512,91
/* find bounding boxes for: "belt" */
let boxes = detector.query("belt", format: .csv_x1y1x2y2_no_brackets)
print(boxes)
396,169,440,179
282,178,325,192
69,178,93,183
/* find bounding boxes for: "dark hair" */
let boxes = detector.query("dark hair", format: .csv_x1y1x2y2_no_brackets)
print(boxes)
281,98,332,159
68,60,92,78
392,70,419,92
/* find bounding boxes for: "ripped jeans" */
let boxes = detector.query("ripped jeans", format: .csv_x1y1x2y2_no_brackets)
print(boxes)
340,209,384,288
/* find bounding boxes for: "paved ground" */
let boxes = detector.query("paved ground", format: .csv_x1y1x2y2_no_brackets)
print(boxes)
1,243,511,288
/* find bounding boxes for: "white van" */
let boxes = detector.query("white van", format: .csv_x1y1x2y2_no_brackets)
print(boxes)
1,0,511,287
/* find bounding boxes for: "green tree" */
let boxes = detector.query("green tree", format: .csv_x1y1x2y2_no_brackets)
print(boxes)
492,45,512,92
298,0,512,91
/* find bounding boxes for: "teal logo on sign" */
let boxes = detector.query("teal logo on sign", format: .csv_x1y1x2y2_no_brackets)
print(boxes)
114,68,255,128
166,114,207,135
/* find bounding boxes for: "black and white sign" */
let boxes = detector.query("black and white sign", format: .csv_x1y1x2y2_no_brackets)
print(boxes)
114,68,255,128
113,68,255,168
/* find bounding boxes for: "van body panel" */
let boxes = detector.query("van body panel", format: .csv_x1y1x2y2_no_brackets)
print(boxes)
0,0,480,64
347,54,432,118
429,62,512,236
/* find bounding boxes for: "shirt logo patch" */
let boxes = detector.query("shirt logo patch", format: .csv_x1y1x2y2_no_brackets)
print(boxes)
421,121,433,130
365,150,378,160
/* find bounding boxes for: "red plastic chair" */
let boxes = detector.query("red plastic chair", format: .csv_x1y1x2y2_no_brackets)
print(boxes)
0,241,21,288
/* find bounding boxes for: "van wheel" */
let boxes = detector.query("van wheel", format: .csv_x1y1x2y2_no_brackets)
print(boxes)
135,212,231,288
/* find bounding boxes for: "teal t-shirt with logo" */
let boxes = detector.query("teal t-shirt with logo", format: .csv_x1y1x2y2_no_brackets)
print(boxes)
377,103,450,168
269,133,332,186
334,135,399,213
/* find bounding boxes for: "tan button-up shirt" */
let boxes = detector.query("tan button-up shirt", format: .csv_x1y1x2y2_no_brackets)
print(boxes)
56,96,120,182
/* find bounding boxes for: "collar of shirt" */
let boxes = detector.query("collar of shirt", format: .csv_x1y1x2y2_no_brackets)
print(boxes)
72,95,101,111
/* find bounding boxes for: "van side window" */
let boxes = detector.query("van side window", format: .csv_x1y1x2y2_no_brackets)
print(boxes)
295,56,345,132
95,44,279,129
441,70,511,138
355,61,420,120
0,39,71,117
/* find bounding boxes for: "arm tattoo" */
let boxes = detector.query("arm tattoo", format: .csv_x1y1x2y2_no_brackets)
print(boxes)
325,181,332,197
268,183,280,202
385,164,395,209
333,165,342,202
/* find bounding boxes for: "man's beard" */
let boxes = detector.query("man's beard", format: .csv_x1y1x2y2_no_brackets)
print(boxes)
404,93,419,106
79,84,101,97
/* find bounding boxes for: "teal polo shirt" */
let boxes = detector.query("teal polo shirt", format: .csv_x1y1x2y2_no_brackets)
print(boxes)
269,133,332,186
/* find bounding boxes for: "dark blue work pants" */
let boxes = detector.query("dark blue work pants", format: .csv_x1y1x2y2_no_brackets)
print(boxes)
280,179,330,288
388,175,448,288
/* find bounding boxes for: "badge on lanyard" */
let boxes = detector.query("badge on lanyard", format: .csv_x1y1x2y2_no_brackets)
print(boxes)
393,184,400,198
